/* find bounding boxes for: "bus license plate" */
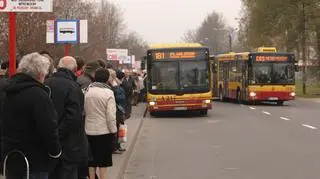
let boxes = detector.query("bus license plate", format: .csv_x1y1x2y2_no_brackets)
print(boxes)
174,107,187,111
268,97,278,100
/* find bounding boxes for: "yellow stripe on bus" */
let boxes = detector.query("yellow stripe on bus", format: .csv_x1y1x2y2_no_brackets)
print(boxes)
248,85,295,92
147,92,212,102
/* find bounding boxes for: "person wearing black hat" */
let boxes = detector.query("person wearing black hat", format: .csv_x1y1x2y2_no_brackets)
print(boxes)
77,61,100,90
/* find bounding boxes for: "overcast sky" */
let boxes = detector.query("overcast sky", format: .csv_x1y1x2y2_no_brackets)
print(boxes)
108,0,242,44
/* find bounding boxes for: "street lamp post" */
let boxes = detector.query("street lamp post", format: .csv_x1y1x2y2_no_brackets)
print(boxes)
212,27,237,52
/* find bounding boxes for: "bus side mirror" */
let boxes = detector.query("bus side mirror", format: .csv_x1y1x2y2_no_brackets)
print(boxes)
295,65,299,72
213,63,218,73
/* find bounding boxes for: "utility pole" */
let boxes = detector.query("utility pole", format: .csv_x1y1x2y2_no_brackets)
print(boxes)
229,33,232,52
301,2,307,95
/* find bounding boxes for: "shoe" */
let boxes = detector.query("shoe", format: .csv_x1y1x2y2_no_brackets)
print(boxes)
118,147,126,152
113,150,123,154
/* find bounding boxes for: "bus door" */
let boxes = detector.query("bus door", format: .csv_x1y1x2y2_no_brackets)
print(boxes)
212,61,218,97
223,62,229,97
241,60,247,99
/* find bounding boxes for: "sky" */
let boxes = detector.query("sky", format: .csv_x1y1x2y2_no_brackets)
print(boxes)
108,0,242,44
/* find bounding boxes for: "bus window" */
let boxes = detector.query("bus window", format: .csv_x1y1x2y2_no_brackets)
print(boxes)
151,61,179,90
179,61,210,89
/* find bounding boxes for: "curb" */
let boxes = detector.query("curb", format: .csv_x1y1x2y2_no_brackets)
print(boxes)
116,114,146,179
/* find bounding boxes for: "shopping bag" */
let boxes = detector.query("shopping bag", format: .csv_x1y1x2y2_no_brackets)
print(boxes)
118,124,127,143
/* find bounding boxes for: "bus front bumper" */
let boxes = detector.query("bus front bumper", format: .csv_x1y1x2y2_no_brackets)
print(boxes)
148,101,212,112
249,91,296,101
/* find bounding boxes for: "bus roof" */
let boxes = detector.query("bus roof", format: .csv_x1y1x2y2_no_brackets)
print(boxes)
215,52,250,60
215,51,294,61
148,43,203,49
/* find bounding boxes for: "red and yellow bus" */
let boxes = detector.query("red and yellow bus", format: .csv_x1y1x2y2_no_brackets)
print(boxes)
146,43,212,116
212,47,296,105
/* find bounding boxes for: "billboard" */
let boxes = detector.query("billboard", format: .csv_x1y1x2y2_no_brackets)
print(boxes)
46,20,55,44
0,0,53,12
106,49,128,63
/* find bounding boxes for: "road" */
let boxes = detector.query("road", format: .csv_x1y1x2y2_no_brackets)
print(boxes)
124,99,320,179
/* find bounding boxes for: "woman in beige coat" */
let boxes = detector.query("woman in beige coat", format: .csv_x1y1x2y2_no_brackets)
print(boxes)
84,68,117,179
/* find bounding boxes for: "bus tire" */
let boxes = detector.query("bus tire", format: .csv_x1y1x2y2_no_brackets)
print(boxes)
150,112,157,117
277,101,284,106
236,87,241,104
200,109,208,116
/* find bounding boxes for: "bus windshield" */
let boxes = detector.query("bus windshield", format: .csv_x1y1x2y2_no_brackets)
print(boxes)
251,62,295,85
151,61,179,91
180,60,210,90
150,60,210,93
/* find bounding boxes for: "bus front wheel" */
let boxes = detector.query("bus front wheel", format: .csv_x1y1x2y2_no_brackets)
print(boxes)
200,109,208,116
236,89,241,104
150,111,157,117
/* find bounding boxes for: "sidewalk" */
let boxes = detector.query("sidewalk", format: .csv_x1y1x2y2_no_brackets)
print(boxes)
109,103,146,179
298,97,320,104
0,103,146,179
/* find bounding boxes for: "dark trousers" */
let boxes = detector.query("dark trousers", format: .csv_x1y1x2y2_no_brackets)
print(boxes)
132,92,139,105
77,161,88,179
139,88,147,102
49,160,78,179
125,96,132,118
115,120,123,150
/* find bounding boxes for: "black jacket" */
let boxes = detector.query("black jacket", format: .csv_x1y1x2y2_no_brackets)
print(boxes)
0,77,9,93
45,68,88,163
1,73,61,172
122,76,136,98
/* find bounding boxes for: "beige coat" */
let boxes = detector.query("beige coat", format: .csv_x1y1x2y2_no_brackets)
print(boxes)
84,85,117,135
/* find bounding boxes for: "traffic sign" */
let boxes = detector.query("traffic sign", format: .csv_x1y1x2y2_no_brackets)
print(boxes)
56,20,78,44
0,0,53,12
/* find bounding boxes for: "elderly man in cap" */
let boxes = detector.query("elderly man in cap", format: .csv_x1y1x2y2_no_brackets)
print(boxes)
45,56,87,179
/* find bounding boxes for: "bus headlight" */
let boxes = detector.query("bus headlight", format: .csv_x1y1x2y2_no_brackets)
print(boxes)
249,92,256,97
149,101,156,106
204,99,211,104
290,92,296,97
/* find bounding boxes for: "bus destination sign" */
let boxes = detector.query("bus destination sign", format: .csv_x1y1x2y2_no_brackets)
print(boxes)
152,50,206,60
154,51,197,60
255,55,288,62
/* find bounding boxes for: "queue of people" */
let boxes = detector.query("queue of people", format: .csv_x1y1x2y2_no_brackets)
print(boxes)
0,52,146,179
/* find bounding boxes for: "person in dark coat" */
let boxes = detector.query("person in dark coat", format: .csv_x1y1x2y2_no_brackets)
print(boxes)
1,52,62,179
122,69,136,119
77,61,100,90
45,56,87,179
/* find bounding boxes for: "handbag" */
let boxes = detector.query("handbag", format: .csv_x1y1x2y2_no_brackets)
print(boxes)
118,124,127,143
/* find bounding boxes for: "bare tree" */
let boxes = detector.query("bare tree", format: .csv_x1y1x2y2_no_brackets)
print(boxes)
0,0,146,64
118,31,148,60
182,30,197,43
181,11,231,54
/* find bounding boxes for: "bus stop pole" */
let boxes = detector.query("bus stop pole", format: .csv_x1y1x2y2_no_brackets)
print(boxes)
8,12,17,77
65,44,70,56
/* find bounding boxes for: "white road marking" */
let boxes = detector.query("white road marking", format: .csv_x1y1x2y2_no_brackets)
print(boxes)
249,107,256,110
280,117,291,121
262,111,271,115
207,120,220,124
302,124,317,130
